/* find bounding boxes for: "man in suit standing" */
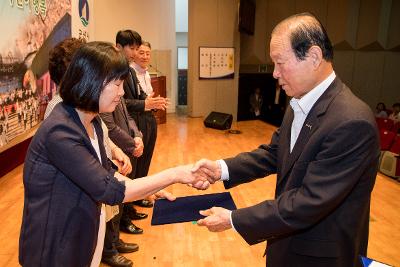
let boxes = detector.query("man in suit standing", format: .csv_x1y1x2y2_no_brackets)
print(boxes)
115,30,168,218
100,100,144,267
116,31,167,178
193,13,380,267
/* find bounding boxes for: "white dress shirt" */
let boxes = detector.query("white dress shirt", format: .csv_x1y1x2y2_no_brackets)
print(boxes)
218,71,336,230
131,62,153,96
289,71,336,152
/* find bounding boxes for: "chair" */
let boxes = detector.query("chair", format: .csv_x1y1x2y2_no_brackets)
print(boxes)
379,130,396,151
379,135,400,178
376,118,394,131
390,135,400,154
379,152,400,178
392,121,400,134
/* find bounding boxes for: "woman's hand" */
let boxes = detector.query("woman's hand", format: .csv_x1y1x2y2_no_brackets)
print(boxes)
111,147,132,175
133,137,144,157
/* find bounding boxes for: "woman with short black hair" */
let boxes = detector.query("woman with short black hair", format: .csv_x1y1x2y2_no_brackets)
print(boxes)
19,42,205,267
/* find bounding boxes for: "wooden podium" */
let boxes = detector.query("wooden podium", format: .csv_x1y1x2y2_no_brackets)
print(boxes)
150,76,167,124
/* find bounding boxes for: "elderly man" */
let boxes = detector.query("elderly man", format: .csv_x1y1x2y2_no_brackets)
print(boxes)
194,12,380,267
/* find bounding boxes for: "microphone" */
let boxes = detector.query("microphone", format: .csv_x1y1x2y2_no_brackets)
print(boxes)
149,64,162,76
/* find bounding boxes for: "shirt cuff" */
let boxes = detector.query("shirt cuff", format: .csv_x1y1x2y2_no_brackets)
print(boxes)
229,210,237,232
217,159,230,181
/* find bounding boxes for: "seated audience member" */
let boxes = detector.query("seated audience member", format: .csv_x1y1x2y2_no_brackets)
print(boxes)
375,102,388,118
19,41,208,267
264,80,287,126
389,102,400,122
249,87,263,118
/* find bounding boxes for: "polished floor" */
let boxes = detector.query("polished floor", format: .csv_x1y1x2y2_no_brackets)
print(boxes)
0,114,399,266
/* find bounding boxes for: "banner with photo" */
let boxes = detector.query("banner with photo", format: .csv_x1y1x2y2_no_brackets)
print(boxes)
0,0,72,149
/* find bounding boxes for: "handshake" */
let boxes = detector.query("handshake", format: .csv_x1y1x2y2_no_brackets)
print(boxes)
172,159,222,190
170,159,233,232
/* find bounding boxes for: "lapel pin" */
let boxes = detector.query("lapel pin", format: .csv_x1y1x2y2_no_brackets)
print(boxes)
305,123,312,130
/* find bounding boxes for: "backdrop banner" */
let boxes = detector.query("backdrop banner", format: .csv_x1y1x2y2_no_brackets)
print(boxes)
71,0,94,42
0,0,71,149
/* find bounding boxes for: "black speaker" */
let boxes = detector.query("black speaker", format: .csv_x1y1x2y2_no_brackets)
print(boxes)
204,112,233,130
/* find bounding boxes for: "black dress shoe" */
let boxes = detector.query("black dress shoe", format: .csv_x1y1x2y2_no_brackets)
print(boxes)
129,211,148,220
133,199,154,208
102,254,133,267
116,241,139,253
120,222,143,234
123,204,148,220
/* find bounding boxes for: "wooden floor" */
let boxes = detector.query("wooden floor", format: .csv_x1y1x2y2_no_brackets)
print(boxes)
0,114,399,267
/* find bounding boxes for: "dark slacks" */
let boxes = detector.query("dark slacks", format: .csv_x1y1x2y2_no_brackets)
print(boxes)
102,204,123,257
103,155,137,257
134,112,157,178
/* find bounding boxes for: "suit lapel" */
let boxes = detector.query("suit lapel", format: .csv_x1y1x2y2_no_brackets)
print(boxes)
62,104,104,164
92,116,110,169
277,78,343,186
278,106,293,175
119,99,133,136
62,103,110,169
126,68,137,98
278,111,319,185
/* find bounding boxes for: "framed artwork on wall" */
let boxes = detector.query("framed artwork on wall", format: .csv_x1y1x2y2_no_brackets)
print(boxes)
199,47,234,79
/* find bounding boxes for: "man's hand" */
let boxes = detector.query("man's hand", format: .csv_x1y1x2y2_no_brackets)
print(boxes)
112,147,132,175
197,207,232,232
144,93,169,111
170,164,209,187
191,159,222,184
133,137,144,157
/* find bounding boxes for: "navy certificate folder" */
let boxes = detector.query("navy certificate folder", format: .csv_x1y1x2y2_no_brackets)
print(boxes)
151,192,237,225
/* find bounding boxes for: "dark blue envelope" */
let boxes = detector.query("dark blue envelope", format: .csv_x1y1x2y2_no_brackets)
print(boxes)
151,192,237,225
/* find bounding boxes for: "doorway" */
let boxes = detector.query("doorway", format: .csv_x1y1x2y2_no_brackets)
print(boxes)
177,46,187,106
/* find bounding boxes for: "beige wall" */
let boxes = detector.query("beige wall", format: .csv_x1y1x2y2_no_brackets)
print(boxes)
93,0,177,113
240,0,400,109
187,0,240,119
240,0,268,65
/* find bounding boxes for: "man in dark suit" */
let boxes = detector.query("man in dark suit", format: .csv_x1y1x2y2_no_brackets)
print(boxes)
111,30,154,238
193,13,380,267
100,100,144,267
115,30,168,205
